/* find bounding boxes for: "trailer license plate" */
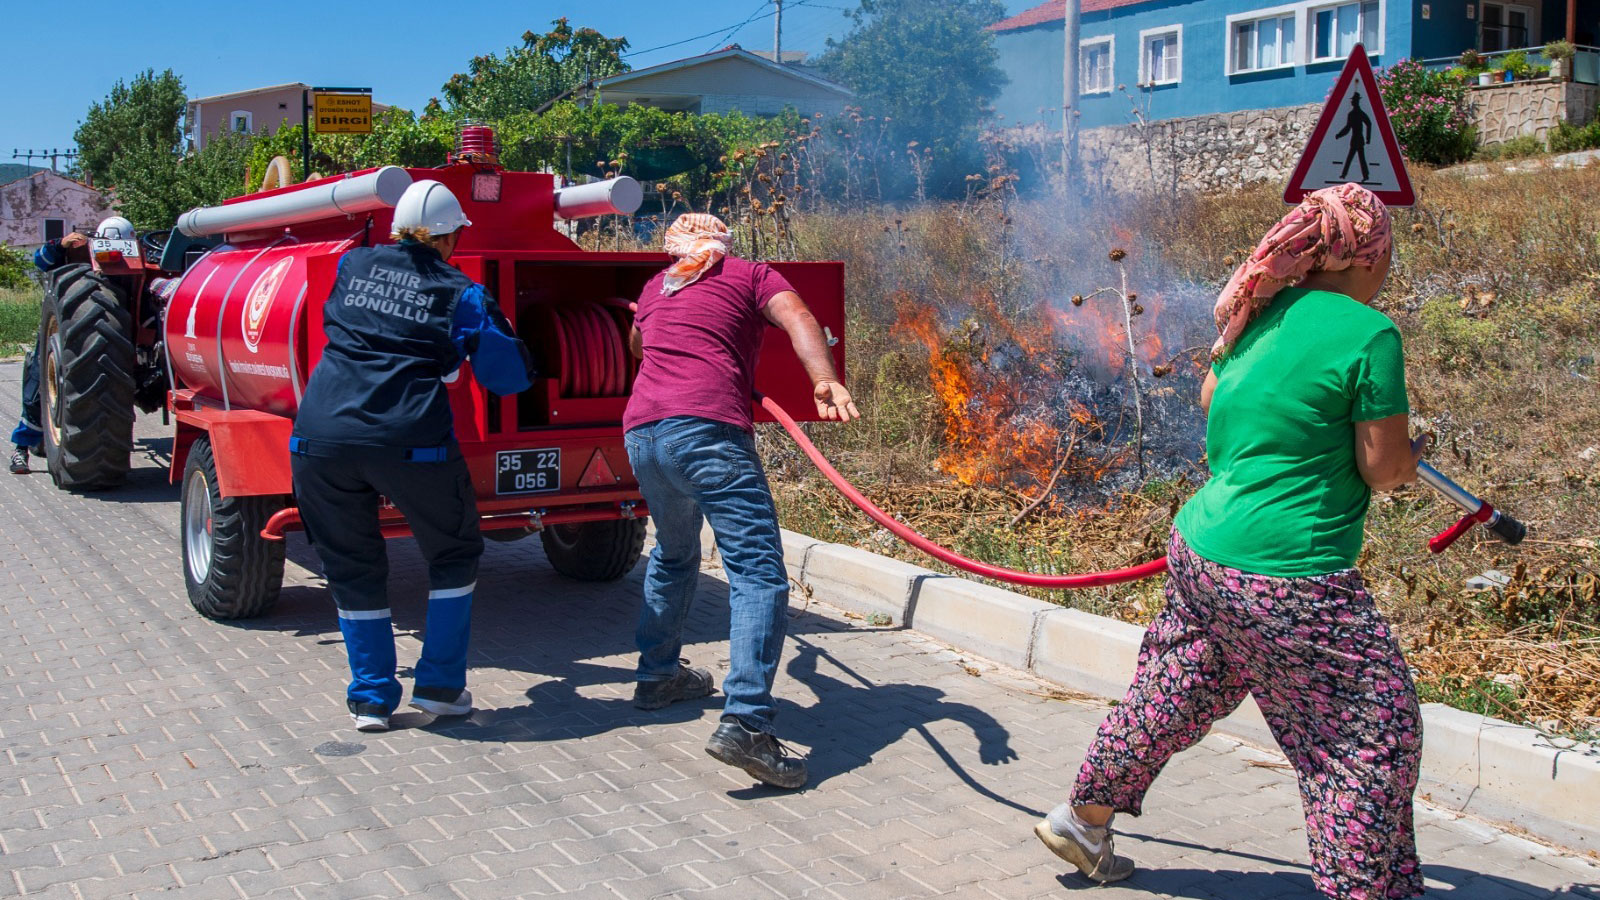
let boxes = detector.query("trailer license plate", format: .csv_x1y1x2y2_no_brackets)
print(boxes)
496,448,560,494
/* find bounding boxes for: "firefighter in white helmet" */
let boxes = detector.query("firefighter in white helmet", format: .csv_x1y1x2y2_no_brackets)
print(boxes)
290,180,535,732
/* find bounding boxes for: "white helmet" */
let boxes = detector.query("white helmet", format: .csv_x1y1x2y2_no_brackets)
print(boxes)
391,180,471,238
96,216,135,240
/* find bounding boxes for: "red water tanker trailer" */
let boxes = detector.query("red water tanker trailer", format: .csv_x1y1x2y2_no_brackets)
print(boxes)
160,137,845,619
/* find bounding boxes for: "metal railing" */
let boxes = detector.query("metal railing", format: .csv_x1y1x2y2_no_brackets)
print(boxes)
1418,45,1600,85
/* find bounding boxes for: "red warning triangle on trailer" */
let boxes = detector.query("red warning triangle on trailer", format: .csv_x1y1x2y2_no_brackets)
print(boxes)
1284,44,1415,207
578,448,619,488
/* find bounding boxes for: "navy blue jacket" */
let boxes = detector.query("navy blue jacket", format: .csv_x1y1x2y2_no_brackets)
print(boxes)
294,242,532,450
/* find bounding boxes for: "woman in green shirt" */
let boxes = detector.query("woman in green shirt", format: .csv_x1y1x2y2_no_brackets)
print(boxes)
1035,184,1427,900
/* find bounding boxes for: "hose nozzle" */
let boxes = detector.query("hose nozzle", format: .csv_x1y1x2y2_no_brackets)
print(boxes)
1417,461,1526,553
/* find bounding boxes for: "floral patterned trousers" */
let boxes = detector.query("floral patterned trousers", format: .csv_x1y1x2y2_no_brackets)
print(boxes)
1072,529,1424,900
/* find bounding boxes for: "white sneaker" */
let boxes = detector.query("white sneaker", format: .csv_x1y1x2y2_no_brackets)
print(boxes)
351,713,389,732
409,689,473,717
1035,804,1135,884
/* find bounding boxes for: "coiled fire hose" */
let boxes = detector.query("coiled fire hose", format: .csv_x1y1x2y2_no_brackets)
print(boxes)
556,303,1524,588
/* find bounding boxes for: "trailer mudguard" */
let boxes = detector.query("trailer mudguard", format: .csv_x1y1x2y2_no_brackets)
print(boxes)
170,407,294,497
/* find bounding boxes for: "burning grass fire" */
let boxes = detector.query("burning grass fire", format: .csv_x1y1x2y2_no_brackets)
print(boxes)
888,249,1199,498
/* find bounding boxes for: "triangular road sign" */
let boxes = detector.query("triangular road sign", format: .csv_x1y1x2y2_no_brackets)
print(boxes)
1284,44,1415,206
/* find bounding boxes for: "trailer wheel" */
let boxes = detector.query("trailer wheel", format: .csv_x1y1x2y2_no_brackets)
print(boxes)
540,519,647,581
40,265,136,490
181,437,286,619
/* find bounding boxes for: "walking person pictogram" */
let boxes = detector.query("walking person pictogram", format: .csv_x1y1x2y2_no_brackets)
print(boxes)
1335,92,1373,182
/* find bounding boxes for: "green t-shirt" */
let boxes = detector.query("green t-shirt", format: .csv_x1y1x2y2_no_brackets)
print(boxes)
1174,288,1409,577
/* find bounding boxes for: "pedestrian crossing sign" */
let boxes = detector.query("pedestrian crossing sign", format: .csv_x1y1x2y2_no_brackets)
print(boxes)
1284,44,1415,207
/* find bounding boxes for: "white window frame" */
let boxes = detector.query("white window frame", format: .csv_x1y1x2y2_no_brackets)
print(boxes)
1081,36,1115,95
230,109,253,134
1480,1,1536,51
1308,0,1385,62
1223,0,1386,76
1139,25,1184,85
1225,5,1302,75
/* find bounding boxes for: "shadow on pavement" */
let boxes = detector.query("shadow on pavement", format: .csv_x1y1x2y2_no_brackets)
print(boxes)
230,533,1031,809
1054,858,1596,898
781,635,1029,808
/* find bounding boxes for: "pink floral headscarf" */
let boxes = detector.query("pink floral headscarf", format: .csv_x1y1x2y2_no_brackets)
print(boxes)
1210,183,1392,361
661,213,732,295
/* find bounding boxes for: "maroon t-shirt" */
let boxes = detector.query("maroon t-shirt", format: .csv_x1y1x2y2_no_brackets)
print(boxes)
623,256,794,432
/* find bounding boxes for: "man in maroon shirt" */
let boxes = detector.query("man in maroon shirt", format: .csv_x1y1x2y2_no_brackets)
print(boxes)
625,214,857,789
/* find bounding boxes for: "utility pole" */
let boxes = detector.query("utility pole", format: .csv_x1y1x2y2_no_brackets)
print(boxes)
13,148,78,173
1061,0,1081,187
773,0,784,64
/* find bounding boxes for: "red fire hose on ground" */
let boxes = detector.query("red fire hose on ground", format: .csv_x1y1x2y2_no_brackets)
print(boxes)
560,302,1524,589
756,393,1172,588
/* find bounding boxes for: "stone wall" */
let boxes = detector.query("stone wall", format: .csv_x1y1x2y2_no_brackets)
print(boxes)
1469,79,1599,145
1075,103,1321,193
1016,81,1598,193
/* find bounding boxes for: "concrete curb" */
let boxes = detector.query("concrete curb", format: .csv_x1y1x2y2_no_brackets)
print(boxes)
781,529,1600,853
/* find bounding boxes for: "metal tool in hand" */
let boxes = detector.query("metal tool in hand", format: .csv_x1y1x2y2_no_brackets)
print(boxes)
1416,461,1526,553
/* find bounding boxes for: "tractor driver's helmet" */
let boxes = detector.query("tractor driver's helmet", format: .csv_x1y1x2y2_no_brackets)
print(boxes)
95,216,136,240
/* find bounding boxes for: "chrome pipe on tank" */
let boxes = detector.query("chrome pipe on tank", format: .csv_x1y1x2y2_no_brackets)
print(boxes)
176,166,414,238
553,176,643,220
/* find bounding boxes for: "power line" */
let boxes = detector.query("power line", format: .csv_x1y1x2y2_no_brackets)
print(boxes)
703,0,781,55
622,1,772,58
621,0,853,60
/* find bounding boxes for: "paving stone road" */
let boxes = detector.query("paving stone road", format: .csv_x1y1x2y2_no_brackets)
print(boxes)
2,360,1598,900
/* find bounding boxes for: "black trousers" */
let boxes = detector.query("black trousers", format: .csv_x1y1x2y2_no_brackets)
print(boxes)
291,448,483,611
10,341,42,448
291,448,483,713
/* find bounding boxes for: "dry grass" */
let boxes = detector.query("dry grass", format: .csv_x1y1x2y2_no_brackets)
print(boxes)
762,166,1600,738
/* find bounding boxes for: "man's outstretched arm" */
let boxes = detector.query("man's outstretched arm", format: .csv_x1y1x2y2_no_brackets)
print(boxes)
762,291,859,422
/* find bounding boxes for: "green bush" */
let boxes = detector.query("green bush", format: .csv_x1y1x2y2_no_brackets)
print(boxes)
1478,134,1546,160
1548,118,1600,153
0,244,31,290
1377,58,1477,165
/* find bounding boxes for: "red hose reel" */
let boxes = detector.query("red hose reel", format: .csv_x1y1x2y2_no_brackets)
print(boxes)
539,300,635,398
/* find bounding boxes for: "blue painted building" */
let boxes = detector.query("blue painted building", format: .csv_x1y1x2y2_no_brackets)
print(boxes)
990,0,1600,129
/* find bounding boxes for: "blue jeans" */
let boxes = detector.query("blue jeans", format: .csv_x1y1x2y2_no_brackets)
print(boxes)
625,416,789,732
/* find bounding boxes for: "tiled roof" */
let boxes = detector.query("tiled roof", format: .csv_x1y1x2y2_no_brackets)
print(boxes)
988,0,1151,32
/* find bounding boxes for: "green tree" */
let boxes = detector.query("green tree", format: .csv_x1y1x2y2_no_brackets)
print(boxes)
73,69,187,186
243,108,454,188
442,19,630,121
110,132,254,231
820,0,1006,193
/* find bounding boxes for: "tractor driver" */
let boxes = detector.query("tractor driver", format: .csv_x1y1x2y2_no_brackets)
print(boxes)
290,180,535,733
10,229,90,475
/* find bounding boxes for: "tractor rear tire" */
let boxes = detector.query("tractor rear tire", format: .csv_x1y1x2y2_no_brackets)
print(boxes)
181,437,286,619
40,265,136,490
540,518,647,581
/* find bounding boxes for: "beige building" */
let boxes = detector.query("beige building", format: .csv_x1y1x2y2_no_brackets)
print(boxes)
0,171,111,250
557,46,852,117
186,83,389,150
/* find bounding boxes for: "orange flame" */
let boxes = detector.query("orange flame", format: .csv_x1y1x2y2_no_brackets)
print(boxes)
893,292,1100,490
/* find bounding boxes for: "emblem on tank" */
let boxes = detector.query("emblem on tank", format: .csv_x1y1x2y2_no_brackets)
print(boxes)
242,258,293,353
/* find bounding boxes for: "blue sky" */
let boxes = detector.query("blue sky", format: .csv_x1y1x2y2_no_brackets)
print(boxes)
3,0,1035,167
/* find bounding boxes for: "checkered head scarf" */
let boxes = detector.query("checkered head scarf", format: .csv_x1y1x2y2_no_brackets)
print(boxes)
1210,182,1393,361
661,213,733,295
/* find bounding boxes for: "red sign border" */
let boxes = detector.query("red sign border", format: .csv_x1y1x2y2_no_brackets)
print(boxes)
1283,44,1415,207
